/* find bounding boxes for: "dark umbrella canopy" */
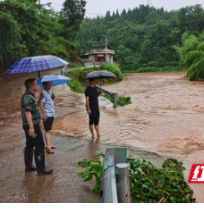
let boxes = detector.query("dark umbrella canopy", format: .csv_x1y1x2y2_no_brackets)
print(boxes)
85,70,117,80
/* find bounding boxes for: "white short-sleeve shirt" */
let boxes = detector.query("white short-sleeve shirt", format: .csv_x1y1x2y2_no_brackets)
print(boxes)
41,89,55,118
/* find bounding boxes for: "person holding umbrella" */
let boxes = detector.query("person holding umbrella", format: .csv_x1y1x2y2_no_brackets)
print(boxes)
39,81,56,154
85,78,103,142
85,70,116,142
36,75,71,153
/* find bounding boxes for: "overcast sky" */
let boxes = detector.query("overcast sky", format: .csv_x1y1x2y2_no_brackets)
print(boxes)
41,0,204,17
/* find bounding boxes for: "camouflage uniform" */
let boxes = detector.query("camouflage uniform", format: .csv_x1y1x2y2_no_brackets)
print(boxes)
21,89,53,174
21,90,41,126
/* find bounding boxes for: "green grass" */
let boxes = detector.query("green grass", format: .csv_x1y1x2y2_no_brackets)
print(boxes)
102,95,132,107
68,62,83,68
117,97,132,106
68,79,85,94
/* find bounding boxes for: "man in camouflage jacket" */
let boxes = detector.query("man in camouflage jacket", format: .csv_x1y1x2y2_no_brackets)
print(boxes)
21,78,53,175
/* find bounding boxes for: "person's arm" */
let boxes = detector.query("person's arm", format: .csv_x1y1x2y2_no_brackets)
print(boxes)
25,112,35,137
98,89,103,97
52,93,56,100
37,91,45,106
38,91,47,122
39,102,47,122
86,96,91,115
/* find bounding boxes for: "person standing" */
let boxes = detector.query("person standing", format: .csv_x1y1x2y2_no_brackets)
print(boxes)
85,78,102,142
39,81,56,154
21,78,53,175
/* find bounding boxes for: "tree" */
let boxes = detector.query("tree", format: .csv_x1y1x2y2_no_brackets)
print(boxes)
177,5,204,33
145,11,160,25
105,10,112,22
173,32,199,66
0,11,22,65
60,0,86,40
185,31,204,80
0,0,79,66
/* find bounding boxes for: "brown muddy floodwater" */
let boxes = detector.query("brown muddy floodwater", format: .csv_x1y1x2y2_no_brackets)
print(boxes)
1,71,204,202
53,72,204,157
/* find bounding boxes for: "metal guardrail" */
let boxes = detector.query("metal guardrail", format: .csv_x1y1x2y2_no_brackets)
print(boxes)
96,85,118,108
101,148,131,203
61,66,68,75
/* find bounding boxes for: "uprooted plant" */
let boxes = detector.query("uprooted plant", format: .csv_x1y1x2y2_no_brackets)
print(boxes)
77,152,196,203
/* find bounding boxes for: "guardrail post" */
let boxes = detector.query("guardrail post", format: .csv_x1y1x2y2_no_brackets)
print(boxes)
111,93,118,108
102,151,118,203
101,148,130,203
116,163,131,203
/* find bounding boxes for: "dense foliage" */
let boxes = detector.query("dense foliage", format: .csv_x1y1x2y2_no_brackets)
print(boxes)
0,0,86,66
60,0,86,41
174,31,204,80
78,4,204,72
78,152,196,203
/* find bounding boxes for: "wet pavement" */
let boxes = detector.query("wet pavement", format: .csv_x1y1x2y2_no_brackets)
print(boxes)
1,71,204,202
0,133,166,203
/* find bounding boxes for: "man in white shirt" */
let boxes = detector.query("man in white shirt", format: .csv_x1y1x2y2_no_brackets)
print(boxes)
39,81,56,154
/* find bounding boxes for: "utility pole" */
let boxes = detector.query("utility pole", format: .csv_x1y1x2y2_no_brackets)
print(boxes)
101,34,107,48
147,0,152,7
101,34,107,62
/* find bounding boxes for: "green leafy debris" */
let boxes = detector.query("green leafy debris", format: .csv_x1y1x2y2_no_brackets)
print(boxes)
77,153,196,203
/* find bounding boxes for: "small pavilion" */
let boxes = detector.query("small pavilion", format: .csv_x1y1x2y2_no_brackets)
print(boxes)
80,45,115,63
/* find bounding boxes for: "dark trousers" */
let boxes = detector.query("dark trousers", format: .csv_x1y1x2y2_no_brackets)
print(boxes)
89,110,100,126
23,124,45,150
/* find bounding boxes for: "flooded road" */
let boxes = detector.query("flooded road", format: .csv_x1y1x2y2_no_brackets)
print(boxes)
1,71,204,202
53,72,204,158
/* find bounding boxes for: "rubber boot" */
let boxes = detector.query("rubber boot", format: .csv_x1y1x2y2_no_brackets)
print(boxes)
24,147,37,172
34,149,53,175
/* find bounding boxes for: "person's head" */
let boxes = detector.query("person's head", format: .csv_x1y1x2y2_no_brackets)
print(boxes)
89,78,97,87
43,81,52,91
24,78,38,92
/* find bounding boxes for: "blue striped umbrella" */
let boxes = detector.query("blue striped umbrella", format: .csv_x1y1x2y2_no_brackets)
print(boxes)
5,55,69,76
37,75,71,88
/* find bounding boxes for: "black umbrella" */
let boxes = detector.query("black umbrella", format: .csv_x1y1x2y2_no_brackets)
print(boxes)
85,70,117,80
